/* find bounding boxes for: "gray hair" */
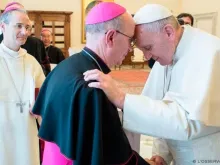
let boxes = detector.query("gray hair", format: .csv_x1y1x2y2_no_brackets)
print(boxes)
143,16,179,32
0,9,27,24
85,15,124,35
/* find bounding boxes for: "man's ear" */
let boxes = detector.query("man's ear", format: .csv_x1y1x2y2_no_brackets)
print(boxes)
162,24,175,41
105,30,116,48
0,23,6,33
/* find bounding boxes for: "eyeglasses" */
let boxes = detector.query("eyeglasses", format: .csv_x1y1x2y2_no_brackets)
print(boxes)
105,30,136,48
13,23,32,32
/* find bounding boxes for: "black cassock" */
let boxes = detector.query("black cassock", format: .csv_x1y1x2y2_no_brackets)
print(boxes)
32,47,149,165
0,34,3,43
46,45,65,64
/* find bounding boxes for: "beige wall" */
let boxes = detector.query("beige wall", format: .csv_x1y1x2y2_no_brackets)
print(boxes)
18,0,82,49
0,0,8,9
3,0,220,48
1,0,181,49
0,0,82,48
181,0,220,37
0,0,8,34
116,0,181,15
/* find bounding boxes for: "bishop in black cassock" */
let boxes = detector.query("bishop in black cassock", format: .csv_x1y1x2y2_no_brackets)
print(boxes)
32,47,150,165
32,2,151,164
45,45,65,64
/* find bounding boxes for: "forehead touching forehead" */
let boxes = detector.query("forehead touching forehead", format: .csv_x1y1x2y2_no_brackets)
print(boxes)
122,12,135,32
134,24,159,47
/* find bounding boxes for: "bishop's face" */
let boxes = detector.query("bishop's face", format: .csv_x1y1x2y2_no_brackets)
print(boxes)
41,31,52,47
105,13,135,67
1,11,30,51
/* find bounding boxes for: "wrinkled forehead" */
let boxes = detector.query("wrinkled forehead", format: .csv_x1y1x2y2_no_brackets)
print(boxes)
124,21,135,37
134,25,154,47
134,24,144,38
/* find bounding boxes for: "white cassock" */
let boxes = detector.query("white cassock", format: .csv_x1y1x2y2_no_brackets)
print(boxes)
0,43,45,165
123,26,220,165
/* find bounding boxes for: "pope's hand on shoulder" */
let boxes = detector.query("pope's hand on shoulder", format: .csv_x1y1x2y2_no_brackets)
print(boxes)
83,69,125,109
150,155,166,165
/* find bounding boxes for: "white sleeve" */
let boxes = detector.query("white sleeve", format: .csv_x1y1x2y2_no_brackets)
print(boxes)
34,61,45,88
152,138,173,165
123,94,220,141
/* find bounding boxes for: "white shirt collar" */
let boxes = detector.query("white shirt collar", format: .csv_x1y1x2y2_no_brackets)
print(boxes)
0,42,26,59
173,25,192,65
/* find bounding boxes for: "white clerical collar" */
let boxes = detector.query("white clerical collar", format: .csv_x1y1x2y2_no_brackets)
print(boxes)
173,25,192,65
45,44,52,49
0,42,24,58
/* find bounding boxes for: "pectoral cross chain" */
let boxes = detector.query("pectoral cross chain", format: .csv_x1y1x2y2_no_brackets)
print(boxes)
16,102,26,113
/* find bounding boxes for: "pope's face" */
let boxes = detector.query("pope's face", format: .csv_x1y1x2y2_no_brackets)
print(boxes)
134,24,175,66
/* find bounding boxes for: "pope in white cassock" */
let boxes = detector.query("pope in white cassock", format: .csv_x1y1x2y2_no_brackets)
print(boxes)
83,4,220,165
0,4,45,165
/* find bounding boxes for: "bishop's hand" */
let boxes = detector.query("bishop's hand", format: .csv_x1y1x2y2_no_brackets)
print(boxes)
83,69,125,109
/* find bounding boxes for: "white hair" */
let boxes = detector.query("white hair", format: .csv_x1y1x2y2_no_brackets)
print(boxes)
85,15,124,36
143,16,179,32
0,9,27,24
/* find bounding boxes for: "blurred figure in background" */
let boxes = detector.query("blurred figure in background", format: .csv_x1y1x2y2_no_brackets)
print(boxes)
177,12,194,26
40,28,65,64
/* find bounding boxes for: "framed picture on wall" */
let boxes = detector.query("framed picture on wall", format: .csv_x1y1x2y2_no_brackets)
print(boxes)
81,0,114,44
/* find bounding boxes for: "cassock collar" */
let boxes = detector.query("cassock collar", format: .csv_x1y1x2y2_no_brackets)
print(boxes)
173,25,192,65
0,42,26,59
45,44,52,49
82,47,111,74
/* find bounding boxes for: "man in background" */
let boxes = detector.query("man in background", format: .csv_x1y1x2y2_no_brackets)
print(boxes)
41,28,65,64
177,12,194,26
